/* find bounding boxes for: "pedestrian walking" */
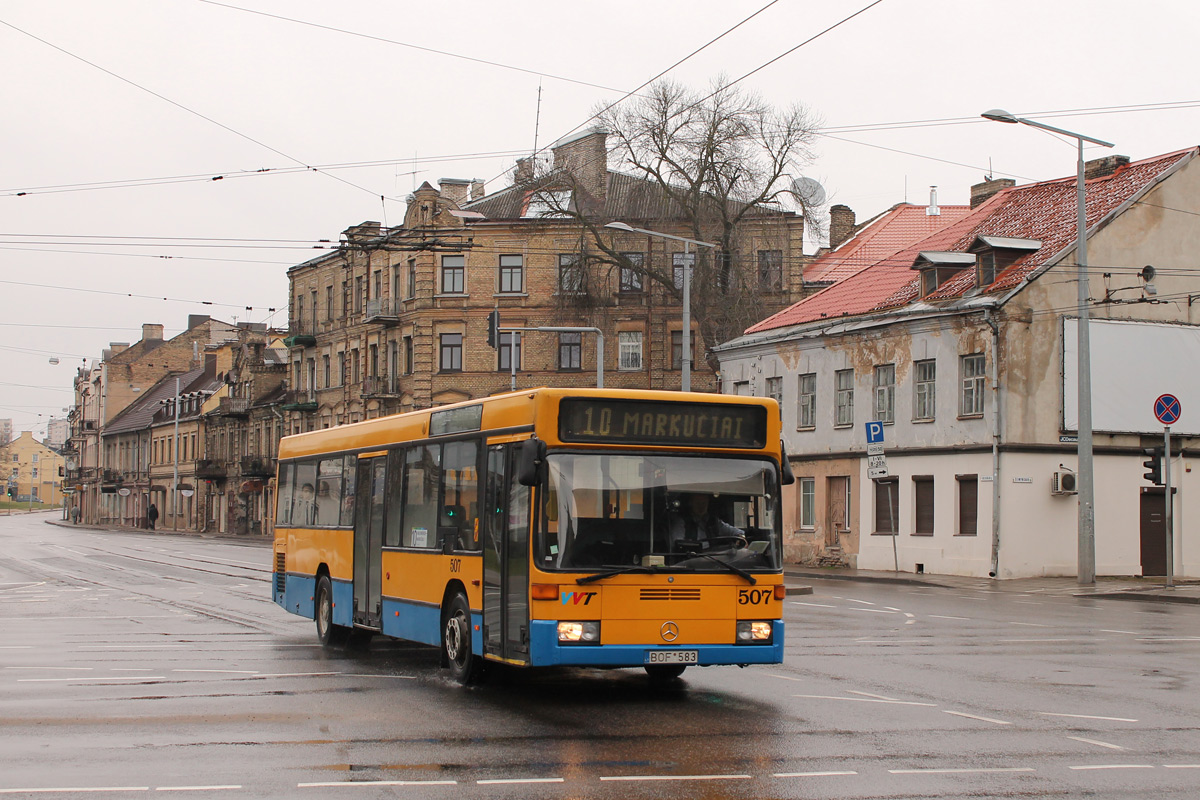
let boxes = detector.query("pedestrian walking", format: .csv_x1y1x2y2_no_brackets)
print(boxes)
71,505,80,525
147,503,158,531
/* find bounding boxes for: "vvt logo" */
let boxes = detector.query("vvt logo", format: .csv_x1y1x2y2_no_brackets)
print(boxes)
561,591,597,605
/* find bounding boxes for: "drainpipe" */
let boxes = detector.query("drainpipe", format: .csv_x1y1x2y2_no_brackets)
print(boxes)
984,308,1002,577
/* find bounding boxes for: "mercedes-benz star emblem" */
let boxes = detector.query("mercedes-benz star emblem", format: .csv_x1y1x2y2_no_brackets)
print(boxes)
660,621,679,642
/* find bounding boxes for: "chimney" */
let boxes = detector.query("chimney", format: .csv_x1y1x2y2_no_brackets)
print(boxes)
141,323,164,341
514,158,535,185
828,204,856,249
970,177,1015,208
927,186,940,216
550,128,608,206
187,314,210,330
102,343,130,361
1084,155,1131,181
470,179,485,201
438,178,470,207
343,221,382,242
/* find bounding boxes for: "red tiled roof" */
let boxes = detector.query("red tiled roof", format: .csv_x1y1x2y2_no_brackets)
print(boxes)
747,203,969,333
746,148,1196,333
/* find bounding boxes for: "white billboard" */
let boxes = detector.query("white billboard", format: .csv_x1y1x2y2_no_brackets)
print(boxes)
1063,318,1200,435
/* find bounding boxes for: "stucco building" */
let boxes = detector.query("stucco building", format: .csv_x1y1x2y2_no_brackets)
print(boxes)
3,431,65,504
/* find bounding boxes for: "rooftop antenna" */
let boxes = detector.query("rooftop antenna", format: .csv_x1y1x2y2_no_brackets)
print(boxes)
986,157,994,181
532,80,543,156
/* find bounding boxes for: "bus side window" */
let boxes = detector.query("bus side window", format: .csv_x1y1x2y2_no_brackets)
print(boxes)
384,449,405,547
277,463,294,526
340,454,357,527
441,441,480,552
403,445,439,548
316,457,344,527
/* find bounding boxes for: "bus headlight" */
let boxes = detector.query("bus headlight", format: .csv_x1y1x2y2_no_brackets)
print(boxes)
736,621,773,643
557,621,600,644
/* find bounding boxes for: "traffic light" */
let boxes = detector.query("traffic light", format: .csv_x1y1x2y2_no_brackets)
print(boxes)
486,309,501,349
6,486,13,498
1142,448,1163,485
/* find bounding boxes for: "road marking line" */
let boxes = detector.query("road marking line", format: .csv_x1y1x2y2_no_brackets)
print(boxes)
795,694,936,707
1009,621,1050,628
477,778,564,785
1038,712,1138,722
903,612,914,617
854,639,924,644
600,775,751,782
1138,637,1200,642
18,677,167,682
848,690,903,701
1100,630,1142,635
889,768,1034,774
929,615,969,620
905,619,916,625
1068,764,1153,771
943,710,1011,725
0,788,150,794
846,598,876,606
298,781,457,787
848,608,897,614
1067,736,1124,750
77,645,187,650
5,666,93,671
0,646,32,650
248,672,340,678
765,673,804,682
1163,764,1200,768
172,670,259,675
885,606,901,611
773,771,857,777
155,787,243,792
792,602,835,607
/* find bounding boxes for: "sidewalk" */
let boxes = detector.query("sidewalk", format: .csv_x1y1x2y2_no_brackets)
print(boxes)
44,516,272,544
785,565,1200,605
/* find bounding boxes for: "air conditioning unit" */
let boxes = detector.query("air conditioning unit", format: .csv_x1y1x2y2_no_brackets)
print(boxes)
1051,468,1077,495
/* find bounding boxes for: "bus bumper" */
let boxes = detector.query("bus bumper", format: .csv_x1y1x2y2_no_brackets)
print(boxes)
528,620,784,667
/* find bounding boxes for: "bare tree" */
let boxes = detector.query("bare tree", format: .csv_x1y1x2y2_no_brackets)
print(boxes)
525,77,821,365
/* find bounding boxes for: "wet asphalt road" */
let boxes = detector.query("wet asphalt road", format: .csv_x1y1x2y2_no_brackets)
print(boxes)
2,512,1199,799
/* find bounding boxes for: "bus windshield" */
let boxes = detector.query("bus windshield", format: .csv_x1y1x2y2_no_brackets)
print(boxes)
536,453,781,573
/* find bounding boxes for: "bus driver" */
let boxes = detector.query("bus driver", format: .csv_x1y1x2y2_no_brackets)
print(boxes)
667,492,745,550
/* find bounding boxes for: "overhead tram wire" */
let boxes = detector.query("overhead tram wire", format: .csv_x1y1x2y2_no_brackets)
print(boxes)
0,278,276,313
0,18,392,205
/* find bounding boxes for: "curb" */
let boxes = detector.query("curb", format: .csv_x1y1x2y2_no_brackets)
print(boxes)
1079,591,1200,605
785,585,814,596
784,570,951,588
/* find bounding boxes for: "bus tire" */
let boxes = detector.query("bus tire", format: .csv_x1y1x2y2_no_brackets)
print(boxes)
442,593,483,685
644,664,688,681
315,575,349,647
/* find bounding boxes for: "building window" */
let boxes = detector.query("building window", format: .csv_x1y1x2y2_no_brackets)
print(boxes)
336,352,345,387
322,355,330,388
620,253,644,293
325,286,334,321
733,381,750,396
914,360,936,421
765,376,783,416
354,277,363,313
978,251,997,287
373,270,382,300
961,354,986,416
439,334,463,372
874,364,895,424
406,259,416,299
341,280,350,317
670,331,695,371
369,344,379,378
403,336,413,375
32,453,38,463
800,477,816,529
498,254,523,293
559,332,581,371
913,476,934,535
758,250,783,291
797,372,816,429
558,253,584,293
295,295,304,328
32,467,38,480
618,331,643,371
835,369,854,426
350,349,360,385
957,475,978,536
672,252,692,290
874,478,899,534
498,333,522,371
441,255,465,294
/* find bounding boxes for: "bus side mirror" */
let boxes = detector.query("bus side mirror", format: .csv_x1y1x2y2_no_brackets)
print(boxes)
517,438,545,487
779,439,795,486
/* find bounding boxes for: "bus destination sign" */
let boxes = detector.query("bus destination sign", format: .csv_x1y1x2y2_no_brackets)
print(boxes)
559,398,767,448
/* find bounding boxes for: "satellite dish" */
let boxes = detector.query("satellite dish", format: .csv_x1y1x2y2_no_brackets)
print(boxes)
791,177,827,208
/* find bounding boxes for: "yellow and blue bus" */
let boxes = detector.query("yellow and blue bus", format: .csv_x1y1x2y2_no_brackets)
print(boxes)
272,387,791,683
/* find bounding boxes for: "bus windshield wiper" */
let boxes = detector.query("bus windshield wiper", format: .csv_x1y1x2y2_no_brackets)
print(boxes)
576,565,657,584
695,553,757,584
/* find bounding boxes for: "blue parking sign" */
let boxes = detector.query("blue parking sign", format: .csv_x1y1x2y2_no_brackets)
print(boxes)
865,421,884,444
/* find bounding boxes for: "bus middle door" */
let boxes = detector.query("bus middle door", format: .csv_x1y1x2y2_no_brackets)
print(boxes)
483,444,530,662
353,456,386,629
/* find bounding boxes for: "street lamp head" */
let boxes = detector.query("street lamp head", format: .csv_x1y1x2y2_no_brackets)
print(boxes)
604,221,634,232
981,108,1019,124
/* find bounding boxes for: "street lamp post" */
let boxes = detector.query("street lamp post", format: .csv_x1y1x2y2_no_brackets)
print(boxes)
982,109,1113,585
604,222,717,392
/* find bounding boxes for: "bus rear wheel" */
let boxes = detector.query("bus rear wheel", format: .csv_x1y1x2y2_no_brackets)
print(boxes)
442,593,484,685
315,575,349,647
645,664,688,681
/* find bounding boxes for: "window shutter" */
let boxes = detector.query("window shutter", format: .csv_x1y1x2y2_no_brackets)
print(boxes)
914,477,934,534
958,476,978,536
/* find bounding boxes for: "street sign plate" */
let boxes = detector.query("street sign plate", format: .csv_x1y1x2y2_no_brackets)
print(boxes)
867,442,884,456
1154,394,1181,425
867,454,889,479
865,421,884,444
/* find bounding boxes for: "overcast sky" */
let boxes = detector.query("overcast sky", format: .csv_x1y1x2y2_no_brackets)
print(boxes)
2,0,1197,436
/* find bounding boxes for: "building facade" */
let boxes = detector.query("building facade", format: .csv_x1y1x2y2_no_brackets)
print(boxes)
3,431,66,505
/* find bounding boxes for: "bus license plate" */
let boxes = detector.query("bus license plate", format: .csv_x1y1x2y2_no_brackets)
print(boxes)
645,650,698,665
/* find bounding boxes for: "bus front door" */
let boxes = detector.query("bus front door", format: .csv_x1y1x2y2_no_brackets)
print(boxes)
353,456,385,629
483,444,530,662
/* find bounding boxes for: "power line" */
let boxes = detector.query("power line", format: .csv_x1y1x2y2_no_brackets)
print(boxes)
0,278,277,311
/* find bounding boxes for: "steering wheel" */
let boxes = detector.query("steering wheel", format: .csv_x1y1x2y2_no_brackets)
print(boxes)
707,535,748,550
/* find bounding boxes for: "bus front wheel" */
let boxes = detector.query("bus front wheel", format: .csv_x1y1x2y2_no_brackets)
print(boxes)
442,593,484,685
315,575,349,647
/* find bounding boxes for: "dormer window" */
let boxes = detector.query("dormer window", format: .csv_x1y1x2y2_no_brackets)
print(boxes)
912,251,976,298
969,236,1041,288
